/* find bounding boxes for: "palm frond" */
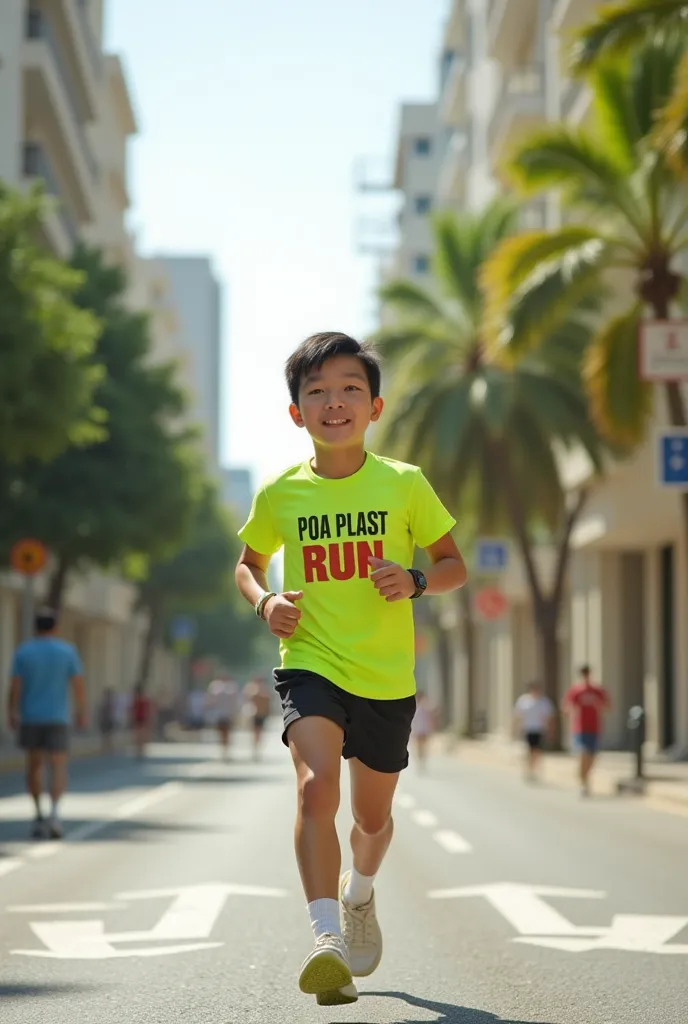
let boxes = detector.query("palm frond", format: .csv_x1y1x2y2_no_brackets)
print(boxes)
510,126,630,194
378,279,448,322
584,304,653,447
654,47,688,176
591,60,641,169
570,0,688,74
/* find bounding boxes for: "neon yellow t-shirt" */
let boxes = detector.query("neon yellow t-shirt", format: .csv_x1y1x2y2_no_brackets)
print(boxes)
238,452,456,700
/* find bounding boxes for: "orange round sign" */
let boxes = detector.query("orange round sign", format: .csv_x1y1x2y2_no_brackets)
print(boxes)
475,585,508,621
10,538,48,577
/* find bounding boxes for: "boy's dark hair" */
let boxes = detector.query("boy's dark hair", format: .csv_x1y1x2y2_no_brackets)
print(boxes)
285,332,381,406
35,609,57,634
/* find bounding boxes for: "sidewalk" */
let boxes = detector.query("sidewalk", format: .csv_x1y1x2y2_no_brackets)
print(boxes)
438,734,688,816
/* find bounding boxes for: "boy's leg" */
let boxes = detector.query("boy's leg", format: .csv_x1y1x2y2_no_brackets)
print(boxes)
287,715,357,1003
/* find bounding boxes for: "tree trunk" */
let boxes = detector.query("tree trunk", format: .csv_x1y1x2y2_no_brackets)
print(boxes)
137,598,162,691
458,585,477,738
536,600,563,749
46,556,71,612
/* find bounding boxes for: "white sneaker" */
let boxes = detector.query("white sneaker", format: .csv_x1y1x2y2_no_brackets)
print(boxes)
340,871,383,977
298,933,354,999
48,816,63,840
316,981,359,1007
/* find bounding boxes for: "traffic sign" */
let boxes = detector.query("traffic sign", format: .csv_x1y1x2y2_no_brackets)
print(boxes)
639,320,688,380
474,538,509,574
9,538,47,576
657,429,688,488
170,615,195,642
474,586,509,621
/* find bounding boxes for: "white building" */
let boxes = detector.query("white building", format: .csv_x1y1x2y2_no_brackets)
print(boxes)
156,256,223,472
387,0,688,753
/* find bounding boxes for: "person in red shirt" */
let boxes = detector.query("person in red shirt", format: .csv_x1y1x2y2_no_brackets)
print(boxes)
562,665,611,796
131,685,153,760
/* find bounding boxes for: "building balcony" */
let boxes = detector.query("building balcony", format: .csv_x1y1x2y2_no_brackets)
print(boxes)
28,3,101,120
24,8,99,222
442,0,468,50
22,142,79,258
440,52,468,127
487,0,538,65
488,64,546,163
436,130,469,206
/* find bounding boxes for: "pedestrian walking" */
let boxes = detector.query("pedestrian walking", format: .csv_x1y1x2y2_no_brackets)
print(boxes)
235,332,467,1006
512,682,554,782
207,676,239,760
6,608,86,840
98,686,117,755
410,691,436,773
562,665,611,796
243,676,271,761
131,685,153,759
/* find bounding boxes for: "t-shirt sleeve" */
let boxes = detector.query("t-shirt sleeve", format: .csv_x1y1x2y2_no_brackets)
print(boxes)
408,470,457,549
238,485,283,556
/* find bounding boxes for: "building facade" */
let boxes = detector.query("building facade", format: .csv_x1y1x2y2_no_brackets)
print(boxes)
156,256,223,473
0,1,181,738
387,0,688,754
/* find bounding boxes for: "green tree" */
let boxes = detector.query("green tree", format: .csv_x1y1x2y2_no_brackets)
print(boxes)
0,245,197,604
136,484,237,688
571,0,688,170
375,203,604,719
481,37,688,638
0,184,103,463
191,597,275,678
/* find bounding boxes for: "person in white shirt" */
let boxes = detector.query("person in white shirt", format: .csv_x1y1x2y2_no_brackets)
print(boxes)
410,692,436,773
207,677,239,760
513,682,554,781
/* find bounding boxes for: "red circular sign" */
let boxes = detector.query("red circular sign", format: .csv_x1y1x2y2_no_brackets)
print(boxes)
10,538,48,577
475,586,508,621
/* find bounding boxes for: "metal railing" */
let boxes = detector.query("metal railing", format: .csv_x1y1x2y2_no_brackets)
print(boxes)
23,142,80,247
26,8,100,182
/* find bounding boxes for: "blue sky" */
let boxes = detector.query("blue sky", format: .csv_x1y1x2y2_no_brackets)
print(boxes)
105,0,447,486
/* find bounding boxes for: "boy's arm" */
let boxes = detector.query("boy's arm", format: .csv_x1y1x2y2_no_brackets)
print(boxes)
422,532,467,594
235,545,302,639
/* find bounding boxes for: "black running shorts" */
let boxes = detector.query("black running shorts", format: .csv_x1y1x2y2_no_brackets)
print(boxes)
274,668,416,774
19,723,69,752
525,730,543,750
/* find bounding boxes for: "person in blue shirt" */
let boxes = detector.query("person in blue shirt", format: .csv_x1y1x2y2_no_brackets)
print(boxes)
7,609,86,839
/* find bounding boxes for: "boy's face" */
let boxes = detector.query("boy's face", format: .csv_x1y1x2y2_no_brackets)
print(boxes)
290,354,383,447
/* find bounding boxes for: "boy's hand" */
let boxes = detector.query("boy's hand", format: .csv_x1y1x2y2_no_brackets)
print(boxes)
369,558,416,602
264,592,303,638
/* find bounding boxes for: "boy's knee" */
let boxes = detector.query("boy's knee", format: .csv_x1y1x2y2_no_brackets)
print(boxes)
298,770,339,821
353,807,392,837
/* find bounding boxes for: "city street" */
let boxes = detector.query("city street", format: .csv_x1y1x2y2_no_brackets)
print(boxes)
0,728,686,1023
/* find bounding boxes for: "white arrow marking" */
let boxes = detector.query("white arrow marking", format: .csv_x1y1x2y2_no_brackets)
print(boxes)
433,830,472,854
516,915,688,954
412,809,439,829
429,883,606,936
11,882,288,959
8,902,128,914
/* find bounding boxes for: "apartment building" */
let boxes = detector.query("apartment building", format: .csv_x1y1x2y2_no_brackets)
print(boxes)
388,0,688,753
0,1,179,732
156,256,224,473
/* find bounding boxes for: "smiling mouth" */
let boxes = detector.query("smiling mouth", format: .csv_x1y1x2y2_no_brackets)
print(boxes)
322,419,351,426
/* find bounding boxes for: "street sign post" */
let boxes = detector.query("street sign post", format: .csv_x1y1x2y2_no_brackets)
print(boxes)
10,539,48,641
656,429,688,489
474,586,509,621
474,538,509,574
639,320,688,380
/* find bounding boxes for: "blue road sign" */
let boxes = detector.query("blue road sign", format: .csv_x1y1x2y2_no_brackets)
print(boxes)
658,431,688,488
170,615,195,642
475,538,509,573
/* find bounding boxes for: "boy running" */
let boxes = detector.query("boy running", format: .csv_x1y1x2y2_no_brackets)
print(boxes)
235,333,467,1006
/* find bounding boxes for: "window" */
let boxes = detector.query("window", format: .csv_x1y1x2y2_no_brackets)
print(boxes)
413,255,430,275
414,137,432,157
415,195,432,216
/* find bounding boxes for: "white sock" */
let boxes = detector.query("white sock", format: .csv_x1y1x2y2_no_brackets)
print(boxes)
50,798,60,818
307,898,341,940
343,868,376,906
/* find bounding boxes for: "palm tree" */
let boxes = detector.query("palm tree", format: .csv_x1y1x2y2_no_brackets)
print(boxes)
375,202,604,726
481,37,688,626
570,0,688,171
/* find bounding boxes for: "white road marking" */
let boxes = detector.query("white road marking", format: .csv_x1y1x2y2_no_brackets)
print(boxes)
8,902,128,913
429,883,606,936
0,859,23,878
411,809,439,829
112,781,183,819
395,793,416,810
516,914,688,954
433,829,473,854
12,882,288,959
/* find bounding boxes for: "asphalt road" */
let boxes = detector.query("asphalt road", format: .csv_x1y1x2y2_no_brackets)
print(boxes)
0,726,686,1023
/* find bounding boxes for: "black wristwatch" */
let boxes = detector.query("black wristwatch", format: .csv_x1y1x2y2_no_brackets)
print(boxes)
408,568,428,599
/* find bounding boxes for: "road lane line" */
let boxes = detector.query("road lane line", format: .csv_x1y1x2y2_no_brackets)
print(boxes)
411,809,439,828
433,829,473,854
8,902,128,913
0,859,23,878
111,781,183,819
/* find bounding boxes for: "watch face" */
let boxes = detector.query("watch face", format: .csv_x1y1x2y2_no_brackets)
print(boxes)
416,571,427,589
